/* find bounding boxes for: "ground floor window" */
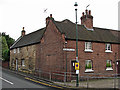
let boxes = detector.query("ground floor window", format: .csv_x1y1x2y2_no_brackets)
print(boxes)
85,60,94,72
21,59,25,66
106,60,113,71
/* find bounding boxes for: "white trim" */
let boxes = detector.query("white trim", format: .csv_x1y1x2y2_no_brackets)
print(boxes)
105,50,112,53
105,43,112,52
106,67,113,71
85,69,94,72
84,49,93,52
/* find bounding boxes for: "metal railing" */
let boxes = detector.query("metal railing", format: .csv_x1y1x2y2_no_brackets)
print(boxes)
12,69,120,89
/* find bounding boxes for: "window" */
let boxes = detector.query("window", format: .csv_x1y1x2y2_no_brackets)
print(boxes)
21,59,25,66
105,44,112,52
85,42,93,52
14,49,16,53
17,48,20,53
85,60,94,72
106,60,113,71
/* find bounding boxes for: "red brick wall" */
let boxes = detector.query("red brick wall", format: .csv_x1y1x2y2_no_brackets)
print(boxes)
2,61,9,68
36,19,66,80
66,40,119,76
35,18,120,80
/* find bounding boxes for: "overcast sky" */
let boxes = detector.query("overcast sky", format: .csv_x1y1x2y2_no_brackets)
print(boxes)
0,0,120,40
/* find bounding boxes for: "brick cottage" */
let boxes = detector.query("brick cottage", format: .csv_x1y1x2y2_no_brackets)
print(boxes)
10,10,120,81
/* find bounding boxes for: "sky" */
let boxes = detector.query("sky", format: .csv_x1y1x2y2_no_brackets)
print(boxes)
0,0,120,40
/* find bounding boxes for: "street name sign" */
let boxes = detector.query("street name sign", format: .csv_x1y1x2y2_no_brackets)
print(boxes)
63,48,75,51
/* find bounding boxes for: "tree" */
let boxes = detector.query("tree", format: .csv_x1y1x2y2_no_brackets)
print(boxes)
1,33,15,61
1,36,9,61
4,34,15,48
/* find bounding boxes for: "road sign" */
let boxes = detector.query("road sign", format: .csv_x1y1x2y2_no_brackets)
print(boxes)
76,70,79,74
75,62,79,70
63,48,75,51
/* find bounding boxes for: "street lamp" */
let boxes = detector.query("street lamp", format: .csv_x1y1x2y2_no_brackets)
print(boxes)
74,2,79,87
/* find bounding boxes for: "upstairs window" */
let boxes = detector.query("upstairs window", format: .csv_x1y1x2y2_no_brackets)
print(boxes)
85,42,93,52
105,44,112,53
17,48,20,53
14,49,16,53
85,60,94,72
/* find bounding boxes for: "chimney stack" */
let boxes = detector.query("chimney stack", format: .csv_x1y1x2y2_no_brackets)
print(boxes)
21,27,26,36
50,14,52,18
81,10,93,29
46,14,54,25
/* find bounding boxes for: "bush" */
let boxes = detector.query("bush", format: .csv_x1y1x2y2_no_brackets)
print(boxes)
106,63,111,67
3,49,9,61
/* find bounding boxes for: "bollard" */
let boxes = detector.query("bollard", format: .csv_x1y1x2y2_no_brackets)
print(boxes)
87,76,89,88
49,72,51,81
64,72,66,86
114,74,116,89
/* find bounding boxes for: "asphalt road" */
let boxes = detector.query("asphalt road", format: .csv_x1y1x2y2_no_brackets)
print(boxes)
1,67,58,90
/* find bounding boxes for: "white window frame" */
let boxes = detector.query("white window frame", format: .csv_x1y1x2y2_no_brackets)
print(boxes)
17,48,20,53
14,49,16,53
106,60,113,71
85,60,94,72
84,42,93,52
22,59,25,67
105,43,112,53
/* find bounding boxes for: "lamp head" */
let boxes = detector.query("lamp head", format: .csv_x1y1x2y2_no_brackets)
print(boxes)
74,2,78,7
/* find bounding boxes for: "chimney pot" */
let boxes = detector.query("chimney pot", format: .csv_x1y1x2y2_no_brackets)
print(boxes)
23,27,24,30
50,14,52,18
85,9,88,15
89,10,91,15
82,12,84,16
21,27,25,36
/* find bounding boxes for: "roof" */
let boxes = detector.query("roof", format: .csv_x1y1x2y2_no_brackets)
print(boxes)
10,28,45,49
11,19,120,49
54,19,119,43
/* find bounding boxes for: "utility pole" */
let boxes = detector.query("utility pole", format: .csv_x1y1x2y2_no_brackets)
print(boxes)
74,2,79,87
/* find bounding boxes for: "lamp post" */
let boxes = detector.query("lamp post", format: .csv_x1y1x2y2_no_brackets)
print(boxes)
74,2,79,87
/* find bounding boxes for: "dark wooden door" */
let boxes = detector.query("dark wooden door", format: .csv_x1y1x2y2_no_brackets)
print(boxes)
117,61,120,76
71,61,77,80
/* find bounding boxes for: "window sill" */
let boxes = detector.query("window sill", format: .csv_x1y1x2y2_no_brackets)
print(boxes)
85,69,94,72
106,67,113,71
105,50,112,53
84,49,93,52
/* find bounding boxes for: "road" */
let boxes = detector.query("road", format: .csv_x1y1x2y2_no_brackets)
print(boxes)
0,67,58,90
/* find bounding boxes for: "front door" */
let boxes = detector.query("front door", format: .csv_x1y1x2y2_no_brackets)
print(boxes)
71,61,76,80
117,61,120,76
16,59,18,70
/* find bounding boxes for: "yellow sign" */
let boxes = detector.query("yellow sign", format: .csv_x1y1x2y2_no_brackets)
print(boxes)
75,62,79,70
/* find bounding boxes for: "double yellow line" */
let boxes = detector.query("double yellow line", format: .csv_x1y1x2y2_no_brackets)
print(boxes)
25,77,63,89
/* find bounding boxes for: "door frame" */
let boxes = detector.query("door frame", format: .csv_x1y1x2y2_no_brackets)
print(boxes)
16,59,18,70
